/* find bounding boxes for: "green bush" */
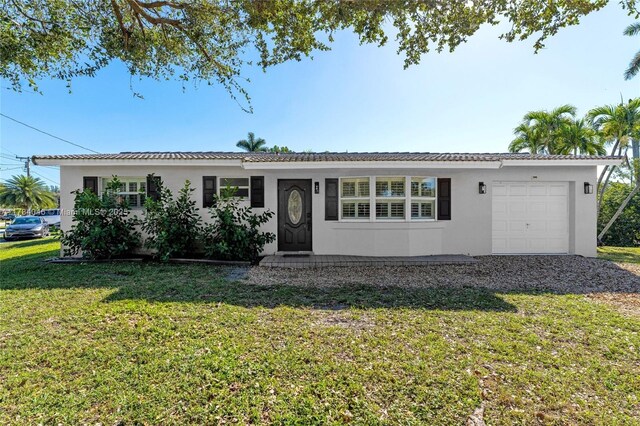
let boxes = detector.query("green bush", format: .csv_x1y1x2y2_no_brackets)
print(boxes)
203,186,275,263
61,176,141,259
598,182,640,247
141,177,203,261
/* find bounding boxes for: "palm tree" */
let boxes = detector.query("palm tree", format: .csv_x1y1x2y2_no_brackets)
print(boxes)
0,175,57,212
624,22,640,80
557,119,606,155
508,123,544,154
236,132,267,152
588,98,640,240
512,105,576,154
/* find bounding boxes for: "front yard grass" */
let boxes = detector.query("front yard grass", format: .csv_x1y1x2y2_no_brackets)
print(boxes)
1,239,639,424
598,246,640,264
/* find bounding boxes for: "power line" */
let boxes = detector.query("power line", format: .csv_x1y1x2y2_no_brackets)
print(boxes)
31,170,59,185
0,113,101,154
1,147,20,156
0,155,22,162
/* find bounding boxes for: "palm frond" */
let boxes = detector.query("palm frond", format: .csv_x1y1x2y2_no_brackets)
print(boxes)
624,49,640,80
623,22,640,36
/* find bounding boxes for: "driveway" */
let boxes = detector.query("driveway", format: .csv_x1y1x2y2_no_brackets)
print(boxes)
246,255,640,314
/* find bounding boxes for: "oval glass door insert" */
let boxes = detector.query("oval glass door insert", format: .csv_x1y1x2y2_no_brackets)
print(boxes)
288,189,303,224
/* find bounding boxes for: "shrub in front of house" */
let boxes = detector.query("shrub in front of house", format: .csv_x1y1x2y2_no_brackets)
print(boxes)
203,186,275,264
141,178,203,261
61,176,141,259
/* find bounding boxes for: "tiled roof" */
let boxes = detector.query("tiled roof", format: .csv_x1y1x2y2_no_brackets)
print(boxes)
33,151,623,162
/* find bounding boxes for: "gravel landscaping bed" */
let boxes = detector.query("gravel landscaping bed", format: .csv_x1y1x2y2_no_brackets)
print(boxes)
244,255,640,294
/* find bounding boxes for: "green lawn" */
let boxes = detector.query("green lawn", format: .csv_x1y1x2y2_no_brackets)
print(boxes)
1,239,639,425
598,246,640,264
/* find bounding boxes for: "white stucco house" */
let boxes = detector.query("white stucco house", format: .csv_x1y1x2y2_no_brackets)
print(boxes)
33,152,622,258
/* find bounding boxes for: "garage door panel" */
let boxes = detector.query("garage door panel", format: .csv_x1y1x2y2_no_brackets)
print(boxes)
492,182,569,254
549,184,568,196
509,200,526,214
547,220,566,232
492,238,507,252
508,184,527,196
493,220,507,232
493,184,507,196
528,200,547,214
547,201,567,216
547,238,568,252
492,200,508,215
527,221,547,232
509,221,527,232
528,185,548,196
509,238,527,251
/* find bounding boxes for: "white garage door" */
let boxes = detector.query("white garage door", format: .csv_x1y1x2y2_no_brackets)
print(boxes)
492,182,569,254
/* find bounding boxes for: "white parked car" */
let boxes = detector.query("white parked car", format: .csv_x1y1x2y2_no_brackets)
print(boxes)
36,209,61,227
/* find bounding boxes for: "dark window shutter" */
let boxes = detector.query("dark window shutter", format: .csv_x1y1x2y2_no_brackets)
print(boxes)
203,176,217,208
83,177,98,194
325,178,339,221
437,178,451,220
146,175,162,201
250,176,265,208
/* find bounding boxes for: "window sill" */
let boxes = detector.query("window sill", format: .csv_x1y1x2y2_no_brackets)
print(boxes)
331,220,446,230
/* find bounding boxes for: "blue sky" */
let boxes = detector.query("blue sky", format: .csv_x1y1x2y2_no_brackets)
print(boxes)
1,3,639,186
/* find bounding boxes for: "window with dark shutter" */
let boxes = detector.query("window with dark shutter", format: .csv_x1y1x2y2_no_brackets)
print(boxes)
203,176,217,208
83,176,98,194
146,175,162,202
325,178,339,221
437,178,451,220
250,176,264,208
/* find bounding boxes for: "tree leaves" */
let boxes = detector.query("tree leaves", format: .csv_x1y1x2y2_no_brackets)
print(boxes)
3,0,638,108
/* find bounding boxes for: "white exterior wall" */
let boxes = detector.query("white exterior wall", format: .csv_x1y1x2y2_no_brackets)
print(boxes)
59,164,599,258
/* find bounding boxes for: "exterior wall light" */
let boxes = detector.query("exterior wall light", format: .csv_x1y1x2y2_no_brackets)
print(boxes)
584,182,593,194
479,182,487,194
314,181,320,194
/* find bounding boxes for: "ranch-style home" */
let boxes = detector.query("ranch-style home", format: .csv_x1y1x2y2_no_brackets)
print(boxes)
33,152,622,258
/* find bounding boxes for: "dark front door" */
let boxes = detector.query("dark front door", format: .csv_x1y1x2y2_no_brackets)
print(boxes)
278,179,312,251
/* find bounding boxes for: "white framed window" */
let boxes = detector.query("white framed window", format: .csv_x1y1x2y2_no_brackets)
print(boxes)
375,177,405,220
410,177,436,220
219,177,249,198
340,177,370,219
102,177,146,208
337,176,438,222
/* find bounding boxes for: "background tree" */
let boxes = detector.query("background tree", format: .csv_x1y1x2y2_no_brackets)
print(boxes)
587,98,640,235
236,132,267,152
587,98,640,241
268,145,292,153
624,22,640,80
3,1,638,107
557,119,605,155
508,123,543,154
509,105,576,154
598,181,640,246
0,175,56,211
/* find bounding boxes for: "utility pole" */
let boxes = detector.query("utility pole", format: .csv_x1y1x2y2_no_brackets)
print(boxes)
15,156,30,177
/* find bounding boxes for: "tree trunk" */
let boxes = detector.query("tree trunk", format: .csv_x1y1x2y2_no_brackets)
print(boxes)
596,139,620,217
598,183,640,242
597,140,622,217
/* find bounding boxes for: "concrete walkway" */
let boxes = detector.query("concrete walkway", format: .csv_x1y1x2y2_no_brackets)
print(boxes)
259,254,478,268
